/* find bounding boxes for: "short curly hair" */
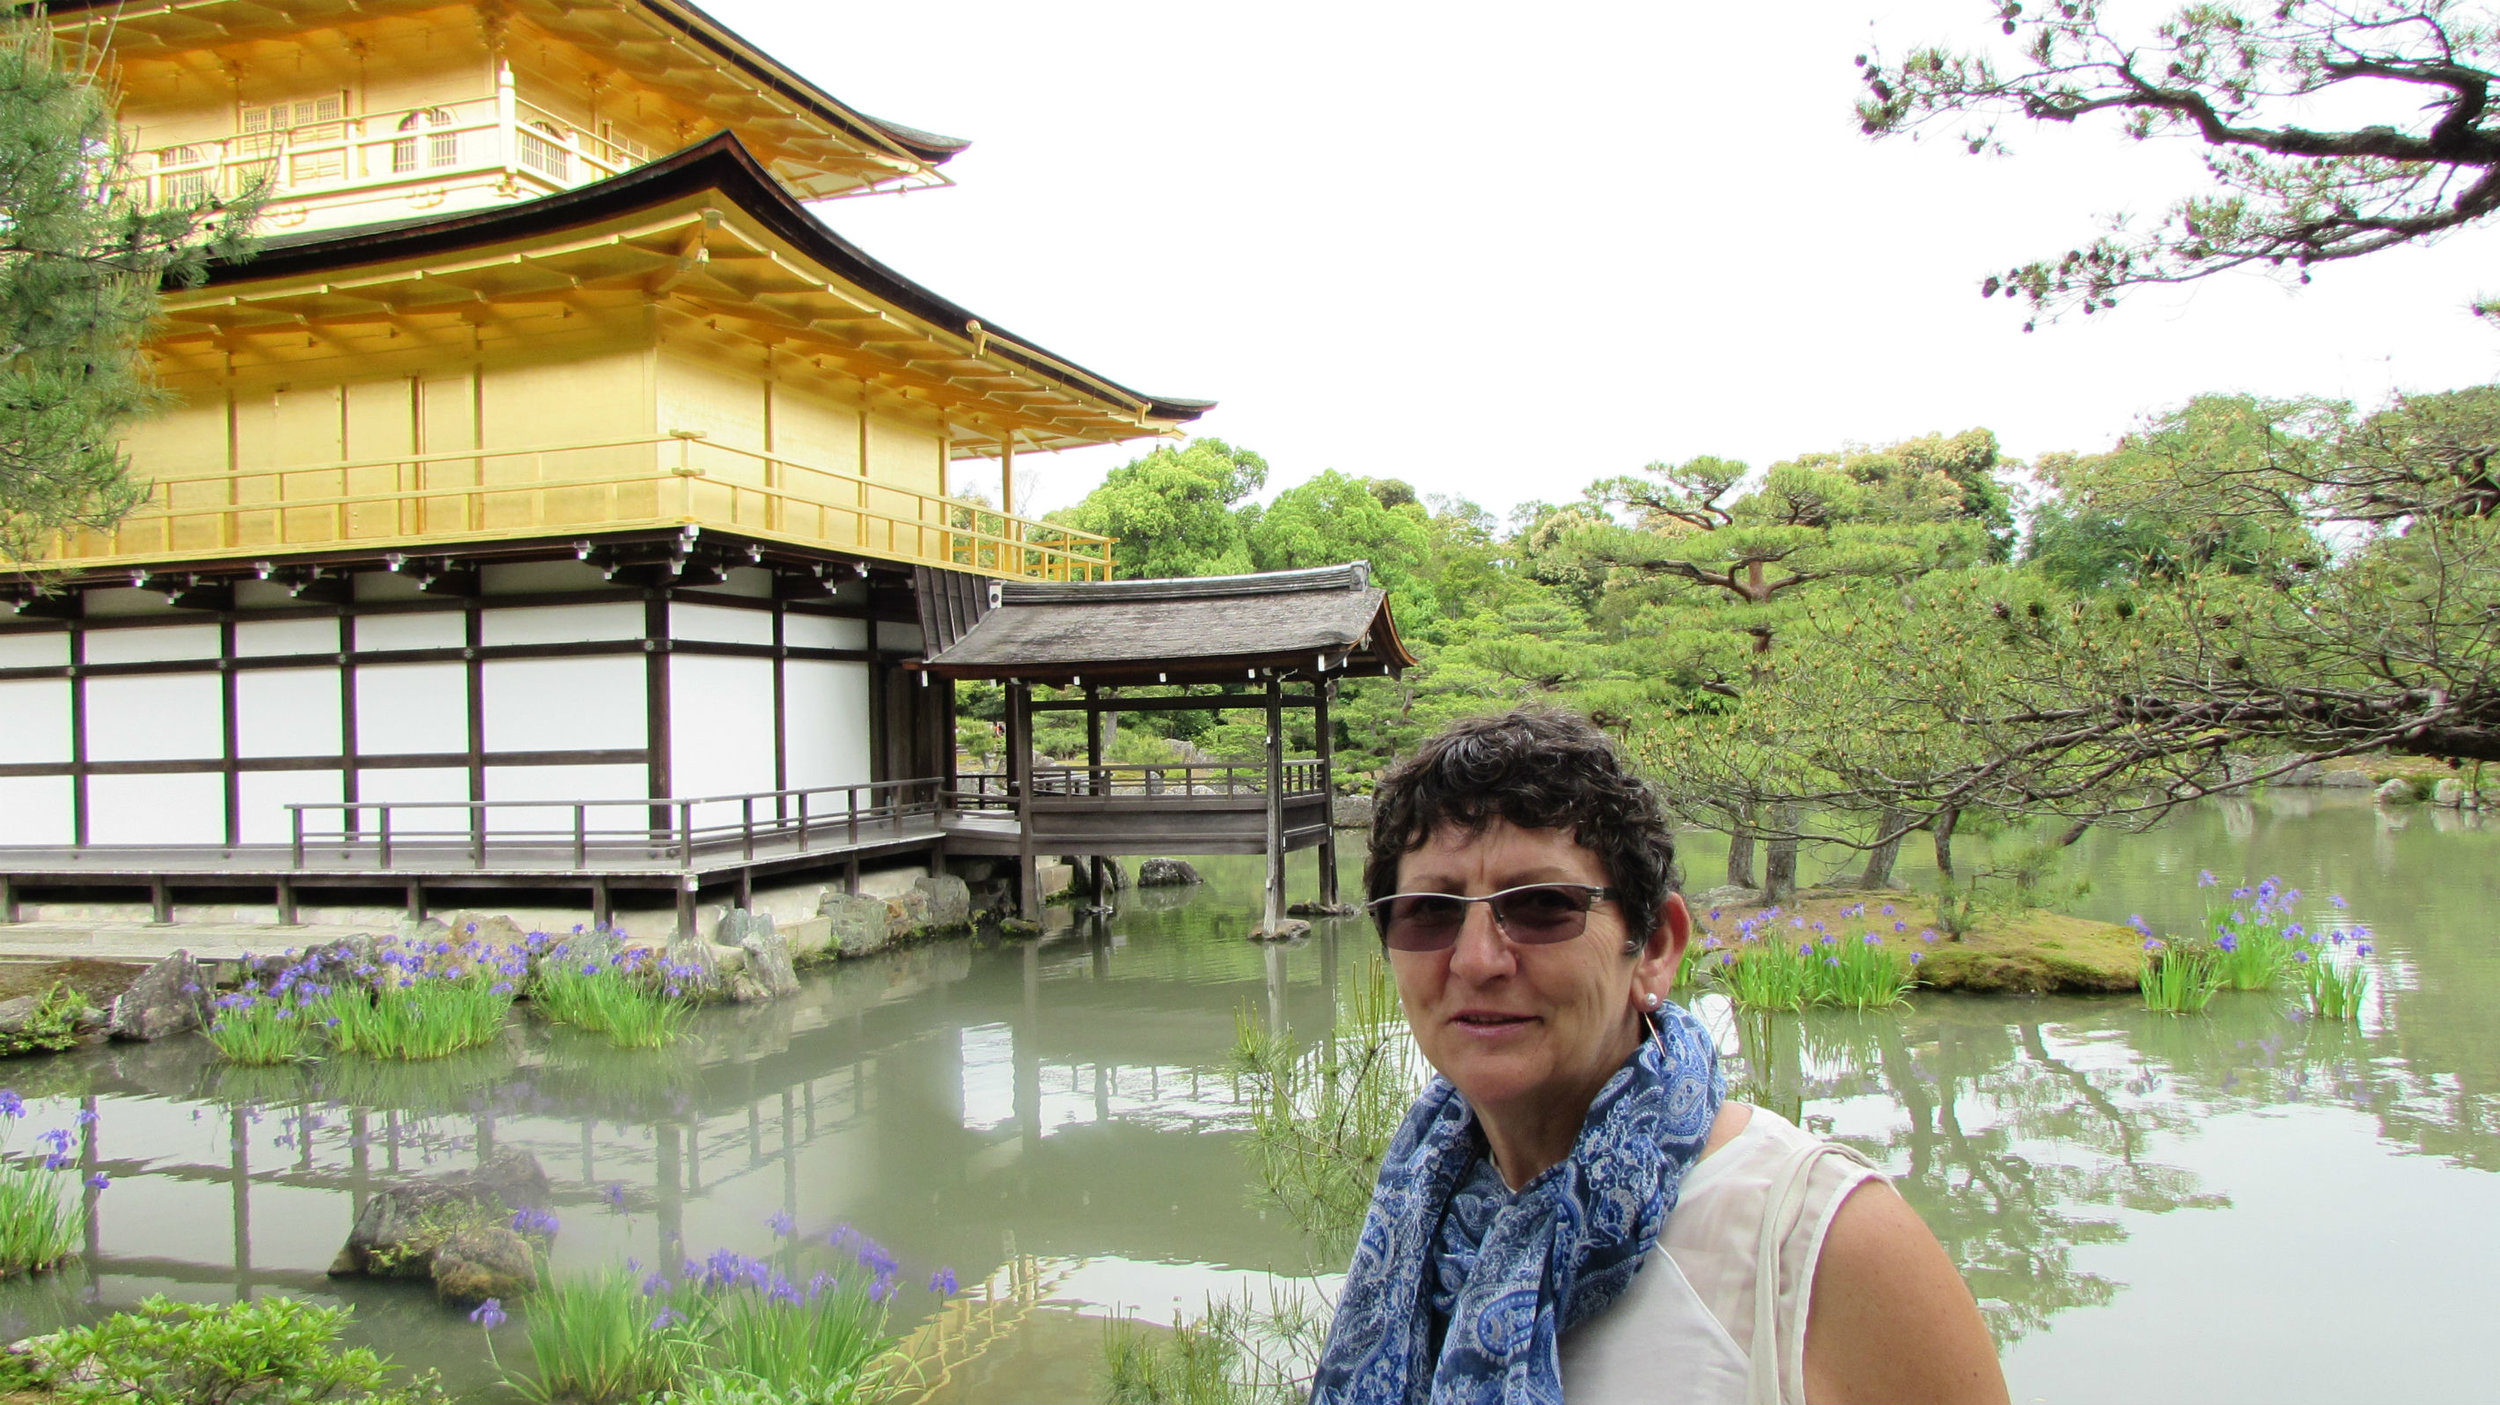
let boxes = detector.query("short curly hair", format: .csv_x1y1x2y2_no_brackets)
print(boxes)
1364,708,1676,944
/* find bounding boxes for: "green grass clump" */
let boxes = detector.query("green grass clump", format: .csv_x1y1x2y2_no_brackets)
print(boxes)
0,1090,86,1277
503,1242,902,1405
1816,934,1917,1010
205,988,317,1065
527,940,696,1049
2294,952,2372,1021
313,978,513,1060
1711,938,1816,1012
1699,905,1926,1012
0,1293,438,1405
2138,941,2222,1014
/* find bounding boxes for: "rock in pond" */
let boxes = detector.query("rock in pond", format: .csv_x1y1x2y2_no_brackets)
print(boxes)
2432,777,2469,808
2375,777,2419,805
822,892,890,957
107,951,206,1042
1286,900,1360,918
1135,858,1202,887
1248,919,1312,942
432,1226,540,1305
916,873,975,930
331,1149,551,1279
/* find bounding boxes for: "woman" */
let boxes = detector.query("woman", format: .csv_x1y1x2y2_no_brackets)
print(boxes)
1312,710,2006,1405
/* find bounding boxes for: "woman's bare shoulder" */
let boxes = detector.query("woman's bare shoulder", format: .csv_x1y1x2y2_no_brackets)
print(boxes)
1802,1180,2009,1405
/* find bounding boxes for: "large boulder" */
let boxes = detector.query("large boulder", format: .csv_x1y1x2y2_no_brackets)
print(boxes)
1331,794,1376,830
431,1226,539,1305
915,874,974,930
2374,777,2418,805
108,951,206,1042
1136,858,1203,888
445,913,527,954
735,918,798,1002
2432,777,2470,808
330,1149,550,1279
822,893,890,958
882,886,931,938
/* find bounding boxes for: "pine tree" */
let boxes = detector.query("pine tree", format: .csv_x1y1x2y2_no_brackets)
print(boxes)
0,15,260,565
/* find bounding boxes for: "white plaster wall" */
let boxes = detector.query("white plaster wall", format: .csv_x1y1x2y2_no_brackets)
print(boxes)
86,674,222,761
482,656,644,752
0,776,72,844
235,617,342,657
354,767,470,832
356,662,467,754
668,654,774,825
240,770,345,844
88,772,223,845
84,623,219,664
355,611,465,651
784,615,869,651
481,601,643,646
0,679,70,764
671,601,772,646
237,669,344,757
483,763,648,836
0,632,68,667
783,660,872,791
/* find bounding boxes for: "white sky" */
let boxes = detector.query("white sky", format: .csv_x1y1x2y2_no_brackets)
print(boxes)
706,0,2500,519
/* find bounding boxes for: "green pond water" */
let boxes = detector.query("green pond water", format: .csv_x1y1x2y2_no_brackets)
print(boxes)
1,789,2494,1404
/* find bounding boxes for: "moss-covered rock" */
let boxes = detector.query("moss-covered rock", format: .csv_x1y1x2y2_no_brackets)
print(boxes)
1692,892,2140,995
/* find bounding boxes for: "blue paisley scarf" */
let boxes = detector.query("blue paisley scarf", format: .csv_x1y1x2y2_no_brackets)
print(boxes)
1310,1003,1724,1405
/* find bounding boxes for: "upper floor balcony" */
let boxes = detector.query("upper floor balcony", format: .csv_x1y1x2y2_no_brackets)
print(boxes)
34,431,1115,584
126,70,661,234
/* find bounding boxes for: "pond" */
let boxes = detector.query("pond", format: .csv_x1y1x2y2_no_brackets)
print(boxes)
1,790,2494,1403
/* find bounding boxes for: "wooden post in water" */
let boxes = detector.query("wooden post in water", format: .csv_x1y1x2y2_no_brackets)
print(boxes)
1084,682,1107,900
1316,676,1339,908
1263,671,1285,933
1010,680,1038,919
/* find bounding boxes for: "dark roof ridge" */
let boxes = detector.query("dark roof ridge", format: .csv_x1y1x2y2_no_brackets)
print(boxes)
1000,563,1373,605
200,132,1212,424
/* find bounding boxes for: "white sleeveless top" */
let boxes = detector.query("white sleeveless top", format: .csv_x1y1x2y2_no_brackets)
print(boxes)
1558,1107,1884,1405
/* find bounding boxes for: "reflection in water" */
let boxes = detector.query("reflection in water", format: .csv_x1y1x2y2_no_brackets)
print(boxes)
0,792,2491,1402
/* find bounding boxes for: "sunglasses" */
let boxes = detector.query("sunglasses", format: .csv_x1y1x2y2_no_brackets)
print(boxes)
1366,883,1618,952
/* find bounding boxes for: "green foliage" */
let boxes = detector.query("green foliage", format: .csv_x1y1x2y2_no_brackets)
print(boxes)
311,978,512,1061
1054,439,1267,580
2139,942,2222,1016
508,1268,702,1404
1100,1288,1328,1405
17,1294,436,1405
2294,953,2371,1022
1230,957,1420,1256
0,1103,84,1276
1858,1,2500,322
206,988,317,1065
0,980,86,1056
528,944,693,1050
0,17,262,562
1245,470,1438,632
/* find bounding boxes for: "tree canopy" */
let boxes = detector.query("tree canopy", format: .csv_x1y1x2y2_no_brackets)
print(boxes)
0,19,261,564
1859,0,2500,322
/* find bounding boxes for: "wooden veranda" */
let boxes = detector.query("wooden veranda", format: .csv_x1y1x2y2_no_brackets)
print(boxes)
917,563,1414,927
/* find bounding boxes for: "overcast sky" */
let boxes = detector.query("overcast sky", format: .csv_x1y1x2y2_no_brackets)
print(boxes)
706,0,2500,519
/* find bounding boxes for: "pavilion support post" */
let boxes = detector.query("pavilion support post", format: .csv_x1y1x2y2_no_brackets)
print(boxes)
276,879,298,926
1316,678,1339,908
2,875,19,925
1084,683,1107,900
1262,672,1286,933
1010,680,1039,920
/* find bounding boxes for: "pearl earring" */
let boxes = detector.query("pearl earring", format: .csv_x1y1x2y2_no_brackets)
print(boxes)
1642,991,1662,1012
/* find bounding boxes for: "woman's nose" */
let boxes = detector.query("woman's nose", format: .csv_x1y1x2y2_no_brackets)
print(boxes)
1446,901,1514,981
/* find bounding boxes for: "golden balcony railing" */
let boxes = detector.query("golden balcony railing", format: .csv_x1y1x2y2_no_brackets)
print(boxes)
36,432,1115,582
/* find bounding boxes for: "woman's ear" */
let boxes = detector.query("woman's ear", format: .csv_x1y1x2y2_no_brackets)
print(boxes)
1631,892,1691,1001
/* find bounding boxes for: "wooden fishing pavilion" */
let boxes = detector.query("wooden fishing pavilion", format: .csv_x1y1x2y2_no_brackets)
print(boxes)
915,563,1414,927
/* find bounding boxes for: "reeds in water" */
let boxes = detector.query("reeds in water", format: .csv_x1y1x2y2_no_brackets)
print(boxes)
0,1091,89,1277
2294,949,2372,1021
528,939,698,1050
2137,940,2222,1014
1700,906,1925,1012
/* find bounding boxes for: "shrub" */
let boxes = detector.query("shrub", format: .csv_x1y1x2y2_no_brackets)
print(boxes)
7,1293,437,1405
0,1090,85,1276
0,981,86,1057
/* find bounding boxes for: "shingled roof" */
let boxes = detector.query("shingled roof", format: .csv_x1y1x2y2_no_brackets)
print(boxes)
916,563,1415,685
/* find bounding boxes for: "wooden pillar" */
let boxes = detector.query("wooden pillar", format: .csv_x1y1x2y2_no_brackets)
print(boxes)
1010,680,1038,919
1001,441,1016,518
1084,683,1106,898
1316,678,1339,907
1262,672,1285,932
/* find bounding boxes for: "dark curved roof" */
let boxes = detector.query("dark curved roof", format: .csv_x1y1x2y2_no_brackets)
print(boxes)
918,564,1415,684
204,132,1213,425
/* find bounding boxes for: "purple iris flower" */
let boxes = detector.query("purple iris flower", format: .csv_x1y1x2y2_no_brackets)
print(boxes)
470,1299,508,1329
